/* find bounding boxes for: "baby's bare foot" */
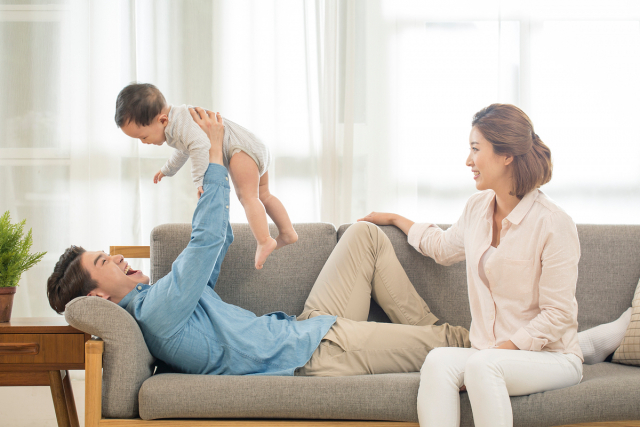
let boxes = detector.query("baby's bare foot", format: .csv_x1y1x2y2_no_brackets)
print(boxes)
255,237,277,269
275,229,298,250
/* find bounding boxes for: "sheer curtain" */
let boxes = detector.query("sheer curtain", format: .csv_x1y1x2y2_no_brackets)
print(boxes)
1,0,639,318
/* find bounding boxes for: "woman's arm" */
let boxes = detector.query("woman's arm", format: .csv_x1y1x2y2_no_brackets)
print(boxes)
358,210,466,266
357,212,414,235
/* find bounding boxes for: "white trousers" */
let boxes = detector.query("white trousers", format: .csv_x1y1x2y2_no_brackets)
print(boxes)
417,347,583,427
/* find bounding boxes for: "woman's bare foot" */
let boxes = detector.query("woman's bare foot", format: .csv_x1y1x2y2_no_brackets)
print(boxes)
255,237,278,269
275,229,298,250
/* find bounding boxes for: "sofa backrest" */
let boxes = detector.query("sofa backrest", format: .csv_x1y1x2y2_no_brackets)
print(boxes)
151,222,338,316
151,223,640,332
573,224,640,330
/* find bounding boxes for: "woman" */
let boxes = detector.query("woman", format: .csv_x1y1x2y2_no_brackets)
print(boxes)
359,103,584,427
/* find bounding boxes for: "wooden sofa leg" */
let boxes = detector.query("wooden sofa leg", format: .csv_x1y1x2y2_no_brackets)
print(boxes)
85,338,104,427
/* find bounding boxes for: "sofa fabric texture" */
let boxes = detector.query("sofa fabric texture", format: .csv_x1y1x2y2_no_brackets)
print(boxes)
612,278,640,366
65,222,640,424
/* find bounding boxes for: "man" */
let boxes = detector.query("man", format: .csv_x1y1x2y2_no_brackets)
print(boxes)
47,108,469,377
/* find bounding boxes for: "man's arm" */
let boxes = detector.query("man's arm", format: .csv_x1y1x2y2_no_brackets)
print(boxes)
133,111,226,337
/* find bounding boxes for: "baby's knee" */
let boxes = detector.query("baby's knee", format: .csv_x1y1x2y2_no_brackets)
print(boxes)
258,189,271,204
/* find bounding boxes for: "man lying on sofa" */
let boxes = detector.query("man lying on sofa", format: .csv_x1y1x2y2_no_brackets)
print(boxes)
46,108,469,377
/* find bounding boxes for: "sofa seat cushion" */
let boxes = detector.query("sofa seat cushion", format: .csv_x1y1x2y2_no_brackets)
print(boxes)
138,373,421,421
508,362,640,427
137,363,640,425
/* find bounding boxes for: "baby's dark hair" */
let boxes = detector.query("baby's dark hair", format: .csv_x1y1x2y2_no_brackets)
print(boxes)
47,245,98,314
115,83,167,128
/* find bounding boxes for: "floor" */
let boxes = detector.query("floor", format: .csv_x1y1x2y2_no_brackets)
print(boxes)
0,376,85,427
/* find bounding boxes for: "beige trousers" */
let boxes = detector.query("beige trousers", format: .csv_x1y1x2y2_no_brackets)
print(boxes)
296,221,470,377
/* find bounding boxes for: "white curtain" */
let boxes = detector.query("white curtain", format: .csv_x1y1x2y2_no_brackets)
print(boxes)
2,0,640,318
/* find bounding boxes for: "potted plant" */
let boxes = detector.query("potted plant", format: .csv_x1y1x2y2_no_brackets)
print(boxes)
0,211,46,322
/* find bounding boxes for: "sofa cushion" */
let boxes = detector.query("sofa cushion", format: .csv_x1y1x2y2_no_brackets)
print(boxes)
612,277,640,366
138,363,640,425
509,362,640,427
64,296,155,418
151,222,337,316
138,372,420,421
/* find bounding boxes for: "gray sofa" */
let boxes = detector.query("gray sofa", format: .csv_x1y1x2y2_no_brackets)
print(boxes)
65,223,640,426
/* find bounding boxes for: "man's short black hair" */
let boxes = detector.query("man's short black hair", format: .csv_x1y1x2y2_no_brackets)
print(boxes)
47,246,98,314
115,83,167,128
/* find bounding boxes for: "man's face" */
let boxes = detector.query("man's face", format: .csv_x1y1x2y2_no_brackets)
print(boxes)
120,113,168,146
82,251,150,304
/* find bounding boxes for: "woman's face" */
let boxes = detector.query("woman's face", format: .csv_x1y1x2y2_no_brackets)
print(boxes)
466,126,513,193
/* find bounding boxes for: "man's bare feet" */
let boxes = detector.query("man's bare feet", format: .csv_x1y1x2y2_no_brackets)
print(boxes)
255,237,278,269
275,229,298,250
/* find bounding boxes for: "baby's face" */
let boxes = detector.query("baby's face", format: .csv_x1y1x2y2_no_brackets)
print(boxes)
121,114,167,146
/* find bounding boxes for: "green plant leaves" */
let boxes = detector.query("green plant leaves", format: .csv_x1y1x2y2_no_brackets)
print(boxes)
0,211,47,288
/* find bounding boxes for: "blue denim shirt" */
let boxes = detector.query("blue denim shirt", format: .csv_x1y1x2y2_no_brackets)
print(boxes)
118,164,336,375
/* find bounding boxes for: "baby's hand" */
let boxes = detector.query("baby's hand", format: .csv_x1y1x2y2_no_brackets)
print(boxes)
197,186,204,199
154,171,165,184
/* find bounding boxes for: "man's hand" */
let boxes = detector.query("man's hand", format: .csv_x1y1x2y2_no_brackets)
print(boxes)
189,107,224,165
154,170,165,184
197,186,204,199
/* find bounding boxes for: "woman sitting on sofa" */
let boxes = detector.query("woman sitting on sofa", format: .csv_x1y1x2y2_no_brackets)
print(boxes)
358,103,632,427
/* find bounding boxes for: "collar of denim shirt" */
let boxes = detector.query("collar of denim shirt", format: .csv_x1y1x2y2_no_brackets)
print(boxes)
117,283,150,309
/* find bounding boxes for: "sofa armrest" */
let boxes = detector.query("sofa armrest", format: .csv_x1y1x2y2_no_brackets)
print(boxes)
85,338,103,427
65,296,155,419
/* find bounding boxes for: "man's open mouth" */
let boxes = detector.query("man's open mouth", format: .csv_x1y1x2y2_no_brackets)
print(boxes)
124,265,139,276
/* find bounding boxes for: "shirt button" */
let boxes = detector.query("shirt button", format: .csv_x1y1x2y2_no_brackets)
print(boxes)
486,268,490,274
137,286,142,290
225,177,228,181
490,341,495,347
226,205,229,209
489,314,494,320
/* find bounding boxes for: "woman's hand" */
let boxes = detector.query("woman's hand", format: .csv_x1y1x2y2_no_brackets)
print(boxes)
357,212,397,226
495,340,519,350
358,212,415,236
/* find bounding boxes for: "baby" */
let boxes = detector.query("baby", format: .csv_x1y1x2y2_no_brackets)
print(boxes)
114,83,297,269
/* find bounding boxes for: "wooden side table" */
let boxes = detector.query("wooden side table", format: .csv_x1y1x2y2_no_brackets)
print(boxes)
0,317,90,427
